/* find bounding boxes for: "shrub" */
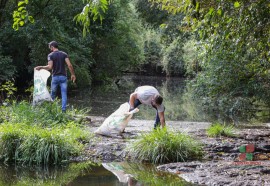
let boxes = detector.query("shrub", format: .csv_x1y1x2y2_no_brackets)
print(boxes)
206,123,235,137
127,128,203,164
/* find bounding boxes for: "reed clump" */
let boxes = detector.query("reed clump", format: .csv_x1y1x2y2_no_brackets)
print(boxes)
0,101,90,165
206,123,236,137
128,128,204,164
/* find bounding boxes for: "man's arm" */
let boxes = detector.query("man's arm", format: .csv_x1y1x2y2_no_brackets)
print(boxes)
129,92,137,111
65,58,76,83
158,111,166,128
35,61,53,71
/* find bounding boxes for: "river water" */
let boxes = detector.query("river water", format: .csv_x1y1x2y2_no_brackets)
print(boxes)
69,75,207,122
0,161,195,186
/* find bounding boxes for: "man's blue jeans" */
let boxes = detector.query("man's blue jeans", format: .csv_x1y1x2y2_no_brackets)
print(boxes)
130,99,161,128
51,75,67,111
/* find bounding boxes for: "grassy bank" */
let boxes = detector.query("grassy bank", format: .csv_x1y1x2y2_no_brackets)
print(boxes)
0,101,90,165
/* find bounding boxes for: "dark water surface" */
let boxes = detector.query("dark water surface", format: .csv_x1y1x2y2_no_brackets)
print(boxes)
69,75,205,121
0,162,195,186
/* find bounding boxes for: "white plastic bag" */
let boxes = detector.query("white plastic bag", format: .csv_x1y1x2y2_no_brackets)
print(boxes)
94,102,139,137
33,69,52,105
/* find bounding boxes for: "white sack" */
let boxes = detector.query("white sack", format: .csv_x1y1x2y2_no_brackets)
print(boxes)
33,69,52,105
94,102,139,137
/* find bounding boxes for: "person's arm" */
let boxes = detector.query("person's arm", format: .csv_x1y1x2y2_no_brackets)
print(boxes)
35,61,53,71
129,92,137,111
65,58,76,83
158,111,166,128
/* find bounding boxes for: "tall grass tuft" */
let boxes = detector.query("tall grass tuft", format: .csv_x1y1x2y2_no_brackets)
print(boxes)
0,100,91,165
0,123,89,165
127,128,204,164
206,123,235,137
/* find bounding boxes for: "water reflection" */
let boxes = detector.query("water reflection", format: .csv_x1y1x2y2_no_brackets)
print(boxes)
0,162,196,186
100,162,195,186
69,75,206,121
0,162,96,186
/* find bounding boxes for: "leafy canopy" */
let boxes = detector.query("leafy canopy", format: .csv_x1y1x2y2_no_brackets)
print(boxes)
13,0,112,36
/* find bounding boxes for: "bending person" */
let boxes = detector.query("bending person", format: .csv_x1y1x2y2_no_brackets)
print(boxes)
129,85,165,128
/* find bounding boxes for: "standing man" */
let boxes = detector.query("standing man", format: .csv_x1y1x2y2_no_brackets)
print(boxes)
129,85,166,128
35,41,76,112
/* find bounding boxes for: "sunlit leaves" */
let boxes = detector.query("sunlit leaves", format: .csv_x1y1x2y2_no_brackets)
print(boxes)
12,0,111,35
12,0,34,31
74,0,110,36
234,2,241,8
0,81,17,105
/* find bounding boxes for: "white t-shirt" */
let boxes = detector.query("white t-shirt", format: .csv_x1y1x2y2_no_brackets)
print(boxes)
135,86,165,112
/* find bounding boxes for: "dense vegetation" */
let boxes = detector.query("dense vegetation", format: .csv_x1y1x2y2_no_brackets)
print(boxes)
0,100,90,165
147,0,270,122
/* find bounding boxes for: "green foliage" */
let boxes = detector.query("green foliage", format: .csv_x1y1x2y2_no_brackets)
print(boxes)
183,38,200,77
149,0,270,121
135,0,169,28
128,128,203,163
0,101,90,165
74,0,110,36
136,1,189,76
0,81,17,105
140,29,163,74
13,0,110,36
91,0,145,82
12,0,34,30
161,37,185,76
0,52,16,82
206,123,235,137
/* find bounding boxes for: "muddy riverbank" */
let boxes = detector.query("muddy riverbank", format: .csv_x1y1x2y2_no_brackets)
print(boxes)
75,117,270,185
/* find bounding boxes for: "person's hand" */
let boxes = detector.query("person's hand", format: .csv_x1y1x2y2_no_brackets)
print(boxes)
71,75,76,83
35,66,42,70
129,107,134,112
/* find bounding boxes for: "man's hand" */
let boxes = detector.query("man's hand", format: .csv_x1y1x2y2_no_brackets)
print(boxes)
35,66,42,70
71,75,76,83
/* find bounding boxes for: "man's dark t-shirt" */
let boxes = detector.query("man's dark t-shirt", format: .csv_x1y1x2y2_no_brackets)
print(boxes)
48,51,68,76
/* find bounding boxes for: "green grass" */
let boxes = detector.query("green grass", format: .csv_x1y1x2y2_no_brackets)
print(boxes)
0,122,89,165
206,123,235,137
127,128,204,164
0,100,89,127
0,100,91,165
